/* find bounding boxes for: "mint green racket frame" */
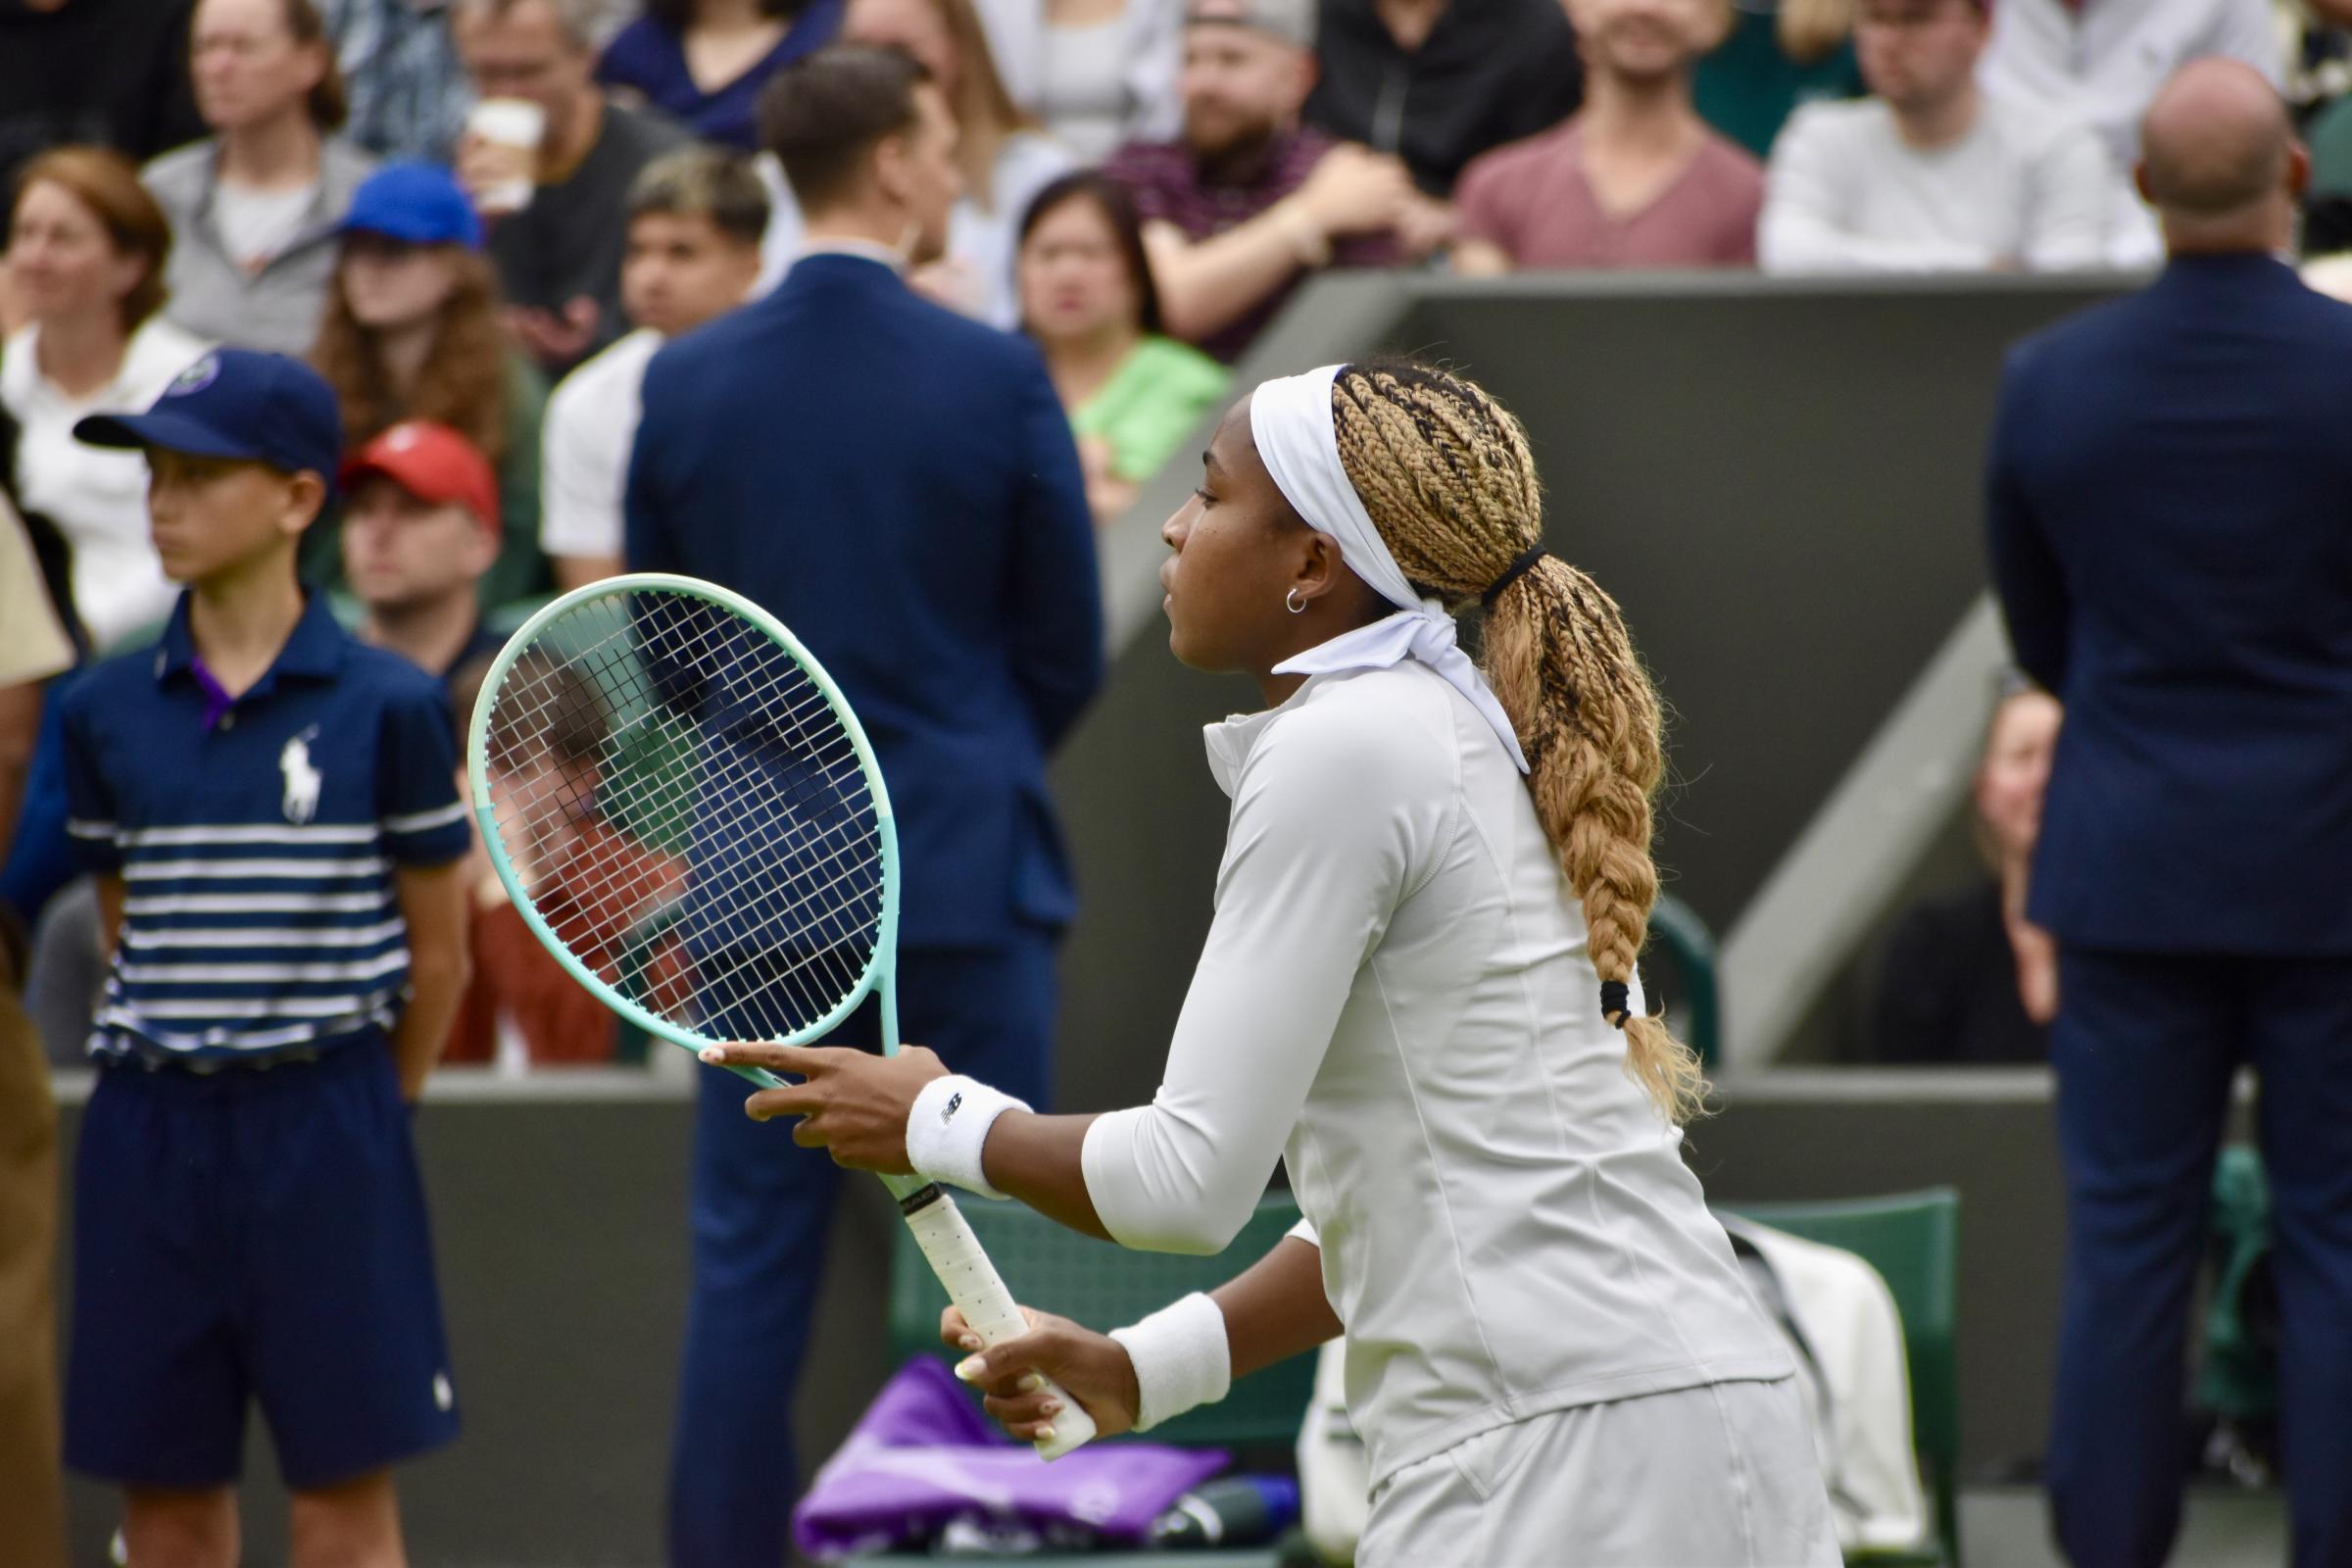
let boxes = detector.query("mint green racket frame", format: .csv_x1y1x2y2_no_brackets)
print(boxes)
466,571,1100,1457
464,571,915,1197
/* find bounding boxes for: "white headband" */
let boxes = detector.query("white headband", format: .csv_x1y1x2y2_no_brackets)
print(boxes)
1250,366,1531,773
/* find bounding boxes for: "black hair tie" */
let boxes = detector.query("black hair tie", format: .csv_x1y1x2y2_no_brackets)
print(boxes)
1599,980,1632,1028
1481,545,1548,609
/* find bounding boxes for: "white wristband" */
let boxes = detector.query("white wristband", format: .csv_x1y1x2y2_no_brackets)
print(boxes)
1108,1292,1231,1432
906,1075,1029,1200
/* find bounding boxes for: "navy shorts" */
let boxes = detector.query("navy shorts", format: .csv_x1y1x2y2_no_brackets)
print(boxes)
65,1039,460,1491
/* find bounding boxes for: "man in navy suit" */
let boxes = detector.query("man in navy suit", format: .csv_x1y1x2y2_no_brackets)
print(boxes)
1987,61,2352,1568
624,45,1102,1566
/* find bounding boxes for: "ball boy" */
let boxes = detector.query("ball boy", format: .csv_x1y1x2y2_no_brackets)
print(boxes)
60,350,470,1568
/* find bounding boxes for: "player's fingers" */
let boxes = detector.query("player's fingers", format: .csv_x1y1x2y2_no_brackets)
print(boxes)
940,1307,981,1353
981,1391,1064,1438
790,1114,830,1149
955,1335,1061,1397
699,1043,840,1076
742,1084,822,1122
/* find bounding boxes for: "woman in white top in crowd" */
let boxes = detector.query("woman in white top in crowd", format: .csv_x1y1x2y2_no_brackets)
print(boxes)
971,0,1183,162
143,0,377,358
1,148,211,650
707,361,1842,1566
843,0,1074,326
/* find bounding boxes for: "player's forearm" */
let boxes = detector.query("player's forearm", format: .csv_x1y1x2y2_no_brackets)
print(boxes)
981,1109,1114,1241
391,947,468,1101
1212,1234,1341,1380
1152,205,1316,342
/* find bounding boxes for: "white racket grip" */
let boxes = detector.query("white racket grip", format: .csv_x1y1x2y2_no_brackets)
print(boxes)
900,1188,1099,1460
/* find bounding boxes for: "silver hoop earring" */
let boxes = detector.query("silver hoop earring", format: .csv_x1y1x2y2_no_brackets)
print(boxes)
1285,588,1307,614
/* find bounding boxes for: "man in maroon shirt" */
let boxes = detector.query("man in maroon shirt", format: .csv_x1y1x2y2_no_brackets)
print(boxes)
1452,0,1764,272
1102,0,1424,363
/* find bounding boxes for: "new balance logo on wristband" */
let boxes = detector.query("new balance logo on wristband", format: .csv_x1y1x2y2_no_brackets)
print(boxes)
942,1092,963,1123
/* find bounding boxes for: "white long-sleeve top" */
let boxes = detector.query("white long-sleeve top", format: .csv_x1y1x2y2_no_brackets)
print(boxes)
1760,95,2117,275
1080,660,1792,1487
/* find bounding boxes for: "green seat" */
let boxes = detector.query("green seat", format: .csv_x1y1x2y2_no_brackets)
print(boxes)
851,1195,1314,1566
1647,892,1721,1066
2310,93,2352,197
1722,1189,1963,1567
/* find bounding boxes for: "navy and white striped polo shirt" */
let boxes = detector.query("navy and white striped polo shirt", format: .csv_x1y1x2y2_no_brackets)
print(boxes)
61,592,471,1064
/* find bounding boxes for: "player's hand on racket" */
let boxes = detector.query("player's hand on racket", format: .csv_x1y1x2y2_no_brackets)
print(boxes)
943,1304,1141,1445
701,1041,948,1173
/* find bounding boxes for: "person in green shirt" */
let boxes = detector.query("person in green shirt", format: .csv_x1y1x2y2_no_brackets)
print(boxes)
1695,0,1867,158
1015,171,1229,523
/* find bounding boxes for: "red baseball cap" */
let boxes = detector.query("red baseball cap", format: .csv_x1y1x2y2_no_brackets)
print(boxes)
340,419,500,530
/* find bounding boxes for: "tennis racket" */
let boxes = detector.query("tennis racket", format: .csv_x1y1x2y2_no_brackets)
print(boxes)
466,572,1097,1459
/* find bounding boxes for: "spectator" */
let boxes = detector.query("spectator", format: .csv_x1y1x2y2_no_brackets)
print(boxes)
1015,171,1229,519
0,379,83,950
1984,61,2352,1568
0,0,205,211
599,0,847,150
450,649,673,1068
144,0,378,358
3,148,212,650
969,0,1185,162
319,0,473,161
61,348,469,1568
2282,0,2352,121
0,488,70,1568
1760,0,2115,272
342,419,507,697
454,0,693,377
1452,0,1763,272
312,160,550,607
1872,681,2061,1064
543,147,768,590
0,502,71,849
1693,0,1866,159
1102,0,1414,364
845,0,1075,323
627,45,1100,1564
1979,0,2278,172
1304,0,1586,196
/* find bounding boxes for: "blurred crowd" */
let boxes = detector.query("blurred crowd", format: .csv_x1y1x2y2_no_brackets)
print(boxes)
4,0,2350,1077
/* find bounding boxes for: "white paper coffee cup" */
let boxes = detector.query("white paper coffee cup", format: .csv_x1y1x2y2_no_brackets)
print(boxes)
466,97,546,215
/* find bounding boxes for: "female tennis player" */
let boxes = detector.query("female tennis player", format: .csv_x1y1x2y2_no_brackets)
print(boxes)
706,361,1839,1565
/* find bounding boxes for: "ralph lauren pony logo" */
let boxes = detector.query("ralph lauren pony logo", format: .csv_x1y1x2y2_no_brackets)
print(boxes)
280,726,323,824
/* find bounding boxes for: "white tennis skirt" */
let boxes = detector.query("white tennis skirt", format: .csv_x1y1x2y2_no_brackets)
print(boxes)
1358,1375,1841,1568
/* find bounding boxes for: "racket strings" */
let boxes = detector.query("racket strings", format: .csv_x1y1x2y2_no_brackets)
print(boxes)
480,587,886,1042
509,600,874,1034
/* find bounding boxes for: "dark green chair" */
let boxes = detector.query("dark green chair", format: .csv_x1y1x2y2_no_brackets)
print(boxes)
1721,1189,1963,1567
850,1195,1316,1565
2310,93,2352,196
1648,891,1721,1067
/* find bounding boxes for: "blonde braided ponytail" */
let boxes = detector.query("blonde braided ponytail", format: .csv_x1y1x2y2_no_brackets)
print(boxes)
1328,361,1707,1126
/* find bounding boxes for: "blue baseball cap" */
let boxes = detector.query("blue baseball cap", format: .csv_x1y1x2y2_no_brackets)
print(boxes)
74,349,345,483
343,160,484,250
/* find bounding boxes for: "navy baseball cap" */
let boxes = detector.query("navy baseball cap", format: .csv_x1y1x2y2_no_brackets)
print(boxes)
74,349,345,482
344,160,484,250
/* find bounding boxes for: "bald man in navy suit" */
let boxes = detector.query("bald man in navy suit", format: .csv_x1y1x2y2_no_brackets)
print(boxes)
1986,62,2352,1568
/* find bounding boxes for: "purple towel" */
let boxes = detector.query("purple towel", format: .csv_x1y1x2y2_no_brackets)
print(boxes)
792,1356,1230,1560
